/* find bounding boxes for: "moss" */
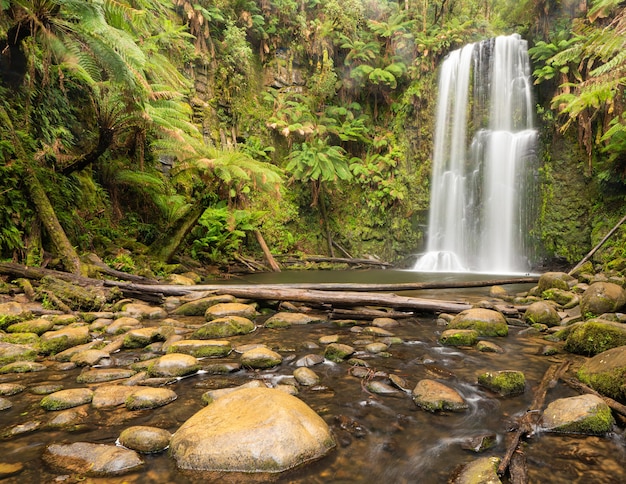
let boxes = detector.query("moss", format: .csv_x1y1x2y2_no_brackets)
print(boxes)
565,321,626,356
0,314,27,331
439,329,478,346
577,366,626,401
0,332,40,345
324,343,354,362
193,317,255,338
553,404,614,434
478,370,526,396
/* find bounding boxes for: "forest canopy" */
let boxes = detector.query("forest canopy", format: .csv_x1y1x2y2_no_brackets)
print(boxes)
0,0,625,275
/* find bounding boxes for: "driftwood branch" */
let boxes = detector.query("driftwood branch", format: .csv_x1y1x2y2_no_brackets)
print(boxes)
569,213,626,275
498,360,570,478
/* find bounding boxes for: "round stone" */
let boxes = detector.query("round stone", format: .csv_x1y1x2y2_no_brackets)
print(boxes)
119,426,172,453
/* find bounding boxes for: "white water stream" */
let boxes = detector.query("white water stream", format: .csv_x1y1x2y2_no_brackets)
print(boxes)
414,34,537,273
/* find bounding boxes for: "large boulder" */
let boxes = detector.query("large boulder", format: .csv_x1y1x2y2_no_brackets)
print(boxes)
577,345,626,401
448,308,508,337
537,272,576,293
565,319,626,356
43,442,143,477
580,282,626,318
541,394,614,434
169,387,335,473
523,301,561,327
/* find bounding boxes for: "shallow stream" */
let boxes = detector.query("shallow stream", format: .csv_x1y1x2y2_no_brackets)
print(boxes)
2,270,626,483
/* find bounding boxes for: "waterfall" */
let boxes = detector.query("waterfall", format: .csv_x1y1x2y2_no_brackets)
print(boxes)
414,34,537,274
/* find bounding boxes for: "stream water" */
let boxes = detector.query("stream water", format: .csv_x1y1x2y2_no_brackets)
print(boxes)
2,270,626,483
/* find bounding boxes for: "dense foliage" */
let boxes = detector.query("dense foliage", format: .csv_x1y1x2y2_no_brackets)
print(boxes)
0,0,624,274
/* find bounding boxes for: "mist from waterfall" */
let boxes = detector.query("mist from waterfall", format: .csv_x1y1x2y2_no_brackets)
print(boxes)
414,34,537,274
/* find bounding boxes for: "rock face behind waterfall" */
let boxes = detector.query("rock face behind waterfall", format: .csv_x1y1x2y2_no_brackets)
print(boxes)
169,387,335,474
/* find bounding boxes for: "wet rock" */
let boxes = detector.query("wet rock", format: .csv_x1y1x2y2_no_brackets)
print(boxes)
293,367,320,386
46,407,89,430
123,327,164,348
460,433,498,452
40,388,94,411
118,426,172,453
0,462,23,478
39,326,91,355
324,343,355,362
295,353,325,367
265,312,325,328
565,319,626,356
120,303,167,320
439,328,478,346
0,332,39,345
538,272,576,292
581,282,626,317
125,387,177,410
523,301,561,327
167,339,232,358
366,380,402,396
106,316,142,335
0,301,32,330
201,380,267,404
53,341,99,362
489,285,509,299
372,317,399,329
70,349,110,366
170,387,335,472
362,326,394,337
6,318,53,335
92,385,137,408
0,396,12,410
240,346,283,369
0,361,46,373
448,308,508,337
31,384,64,395
202,362,241,374
476,341,504,353
0,341,37,365
3,420,42,438
193,316,255,338
0,383,26,395
389,374,411,392
542,288,578,307
542,394,614,434
77,368,137,384
412,379,468,412
319,334,340,344
205,302,258,321
43,442,143,476
577,345,626,401
365,342,389,354
173,295,236,316
146,353,200,377
450,456,501,484
477,370,525,396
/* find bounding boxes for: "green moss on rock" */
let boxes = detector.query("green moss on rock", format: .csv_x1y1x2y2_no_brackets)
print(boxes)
439,329,478,346
565,320,626,356
478,370,525,396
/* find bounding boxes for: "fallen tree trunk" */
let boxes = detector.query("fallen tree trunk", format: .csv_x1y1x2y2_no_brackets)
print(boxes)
103,280,474,313
569,213,626,275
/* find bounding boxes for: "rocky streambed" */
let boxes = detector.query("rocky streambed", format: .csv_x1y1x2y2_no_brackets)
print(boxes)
1,269,626,483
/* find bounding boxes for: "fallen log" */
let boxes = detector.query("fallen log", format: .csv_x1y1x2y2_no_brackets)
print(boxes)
498,360,570,478
568,213,626,275
280,255,392,268
103,280,473,313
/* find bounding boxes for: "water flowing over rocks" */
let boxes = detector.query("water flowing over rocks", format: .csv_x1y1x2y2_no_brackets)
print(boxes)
3,265,626,481
169,387,335,473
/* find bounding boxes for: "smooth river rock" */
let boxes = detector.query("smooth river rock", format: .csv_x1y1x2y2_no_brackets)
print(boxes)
118,426,172,453
542,394,614,434
448,308,508,337
170,387,335,473
412,379,468,412
43,442,143,476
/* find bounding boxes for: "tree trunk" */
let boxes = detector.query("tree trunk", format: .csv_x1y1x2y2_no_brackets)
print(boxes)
0,106,84,275
254,230,281,272
149,205,206,262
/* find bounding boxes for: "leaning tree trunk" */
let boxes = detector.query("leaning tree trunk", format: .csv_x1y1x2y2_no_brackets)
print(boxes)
0,106,83,275
149,205,206,262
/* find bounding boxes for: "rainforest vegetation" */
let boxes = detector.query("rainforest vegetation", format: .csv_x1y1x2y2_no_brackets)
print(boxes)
0,0,625,277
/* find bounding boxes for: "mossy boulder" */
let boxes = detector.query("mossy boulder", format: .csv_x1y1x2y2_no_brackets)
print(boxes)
169,387,335,473
167,339,232,358
565,319,626,356
122,327,164,349
450,456,501,484
173,295,236,316
448,308,508,337
0,361,46,374
477,370,525,396
39,326,91,355
6,318,54,335
240,347,283,369
580,282,626,318
1,332,39,345
204,302,258,321
542,394,614,434
439,329,478,346
523,301,561,327
0,302,32,330
324,343,355,362
412,379,468,412
118,426,172,453
537,272,576,293
577,345,626,401
39,276,109,311
264,312,325,328
542,288,578,307
125,387,177,410
0,341,37,365
193,316,255,338
147,353,200,378
40,388,94,411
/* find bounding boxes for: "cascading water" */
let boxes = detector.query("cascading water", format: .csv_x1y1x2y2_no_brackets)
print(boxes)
414,34,537,274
